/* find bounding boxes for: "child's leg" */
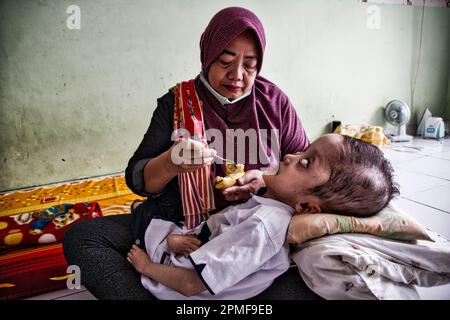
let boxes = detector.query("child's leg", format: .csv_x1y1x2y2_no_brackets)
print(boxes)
127,245,207,297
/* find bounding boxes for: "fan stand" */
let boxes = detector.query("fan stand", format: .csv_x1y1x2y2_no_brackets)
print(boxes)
389,124,412,142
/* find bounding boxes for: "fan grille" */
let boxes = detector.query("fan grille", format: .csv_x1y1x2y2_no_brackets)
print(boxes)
385,100,410,126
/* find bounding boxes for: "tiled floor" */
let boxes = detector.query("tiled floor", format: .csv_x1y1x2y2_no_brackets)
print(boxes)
24,286,97,300
383,137,450,300
26,137,450,300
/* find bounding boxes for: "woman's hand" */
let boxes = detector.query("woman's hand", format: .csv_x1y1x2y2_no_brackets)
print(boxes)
222,169,266,202
167,234,202,257
143,139,216,193
168,139,217,174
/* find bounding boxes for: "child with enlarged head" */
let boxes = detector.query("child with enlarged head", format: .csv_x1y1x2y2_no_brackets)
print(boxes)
127,134,399,299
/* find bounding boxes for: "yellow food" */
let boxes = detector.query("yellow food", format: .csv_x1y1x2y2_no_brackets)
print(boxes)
214,162,245,189
334,124,389,149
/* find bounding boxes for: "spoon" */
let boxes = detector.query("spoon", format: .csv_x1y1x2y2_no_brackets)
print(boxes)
214,154,236,165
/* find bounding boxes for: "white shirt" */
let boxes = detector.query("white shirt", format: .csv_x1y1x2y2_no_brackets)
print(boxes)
141,195,294,300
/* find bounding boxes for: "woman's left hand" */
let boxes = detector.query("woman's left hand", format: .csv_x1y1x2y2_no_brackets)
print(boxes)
222,169,266,202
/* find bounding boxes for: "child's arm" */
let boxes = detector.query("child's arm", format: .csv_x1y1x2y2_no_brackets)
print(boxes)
127,244,206,297
167,234,202,257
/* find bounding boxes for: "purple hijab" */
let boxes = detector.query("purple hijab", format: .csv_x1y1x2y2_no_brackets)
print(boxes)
199,7,266,75
193,7,309,208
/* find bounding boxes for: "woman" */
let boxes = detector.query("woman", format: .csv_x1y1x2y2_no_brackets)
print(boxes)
63,7,317,300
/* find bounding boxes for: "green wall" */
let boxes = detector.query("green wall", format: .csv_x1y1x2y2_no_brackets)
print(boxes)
447,65,450,119
1,0,449,191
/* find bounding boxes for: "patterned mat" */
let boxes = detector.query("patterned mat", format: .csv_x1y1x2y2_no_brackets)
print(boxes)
0,175,145,299
0,175,144,217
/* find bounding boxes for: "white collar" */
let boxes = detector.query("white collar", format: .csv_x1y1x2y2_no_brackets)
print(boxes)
199,72,252,105
252,195,296,214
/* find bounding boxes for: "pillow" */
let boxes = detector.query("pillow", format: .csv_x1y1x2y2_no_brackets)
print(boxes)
287,201,432,244
0,202,102,246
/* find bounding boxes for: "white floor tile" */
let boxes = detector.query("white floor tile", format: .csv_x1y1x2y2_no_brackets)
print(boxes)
382,148,425,164
386,143,438,156
54,290,97,300
388,137,450,156
23,285,95,300
396,157,450,180
403,184,450,213
406,137,450,150
430,151,450,161
393,198,450,239
392,167,448,197
24,287,85,300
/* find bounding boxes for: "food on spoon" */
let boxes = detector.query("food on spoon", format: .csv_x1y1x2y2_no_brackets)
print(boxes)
213,162,245,189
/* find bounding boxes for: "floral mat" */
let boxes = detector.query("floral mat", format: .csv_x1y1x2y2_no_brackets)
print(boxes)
0,174,144,300
0,175,144,217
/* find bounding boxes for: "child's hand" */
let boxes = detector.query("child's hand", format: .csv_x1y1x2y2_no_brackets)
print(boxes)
222,169,265,202
167,234,202,257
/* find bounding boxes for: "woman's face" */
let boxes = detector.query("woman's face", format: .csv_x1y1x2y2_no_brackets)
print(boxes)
207,31,259,100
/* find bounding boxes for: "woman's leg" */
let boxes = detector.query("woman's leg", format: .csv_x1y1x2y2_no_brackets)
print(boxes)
62,214,155,300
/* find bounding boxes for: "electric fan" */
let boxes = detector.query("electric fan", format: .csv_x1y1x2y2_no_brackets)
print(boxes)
384,100,412,142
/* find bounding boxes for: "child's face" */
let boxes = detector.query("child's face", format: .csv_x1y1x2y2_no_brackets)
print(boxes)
263,134,345,212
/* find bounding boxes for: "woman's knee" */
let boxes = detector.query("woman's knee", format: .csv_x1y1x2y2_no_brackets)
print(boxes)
62,218,93,264
63,215,133,262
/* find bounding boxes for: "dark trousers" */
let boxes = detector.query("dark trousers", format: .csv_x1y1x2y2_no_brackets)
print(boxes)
62,214,321,300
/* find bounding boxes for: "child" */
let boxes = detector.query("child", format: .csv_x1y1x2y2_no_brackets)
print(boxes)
127,134,398,299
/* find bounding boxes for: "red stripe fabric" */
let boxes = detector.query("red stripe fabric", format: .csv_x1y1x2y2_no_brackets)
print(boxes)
0,243,68,299
173,80,216,228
